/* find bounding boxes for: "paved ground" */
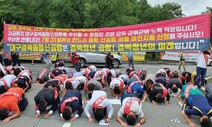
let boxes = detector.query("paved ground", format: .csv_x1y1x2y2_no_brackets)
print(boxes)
0,62,211,127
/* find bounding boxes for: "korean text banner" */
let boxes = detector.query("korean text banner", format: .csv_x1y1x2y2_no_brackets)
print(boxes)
3,14,211,52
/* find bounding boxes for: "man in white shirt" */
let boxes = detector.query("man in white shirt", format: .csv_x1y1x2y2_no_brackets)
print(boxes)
81,68,91,79
64,78,80,90
166,78,182,97
93,71,107,89
109,78,126,97
0,74,16,94
195,48,212,90
36,68,49,84
84,90,113,123
84,78,102,99
73,75,87,90
116,94,145,127
101,68,116,85
87,65,97,72
128,52,134,70
18,69,32,85
118,74,129,85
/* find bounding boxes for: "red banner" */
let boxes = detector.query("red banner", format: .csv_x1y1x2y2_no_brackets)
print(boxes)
3,14,211,52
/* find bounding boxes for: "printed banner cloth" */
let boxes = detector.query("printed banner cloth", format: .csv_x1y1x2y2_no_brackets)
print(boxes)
3,14,211,52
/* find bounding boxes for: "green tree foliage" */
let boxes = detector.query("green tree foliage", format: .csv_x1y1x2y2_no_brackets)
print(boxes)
0,0,189,41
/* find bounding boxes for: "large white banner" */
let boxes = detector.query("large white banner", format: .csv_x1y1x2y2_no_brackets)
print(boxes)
160,51,199,62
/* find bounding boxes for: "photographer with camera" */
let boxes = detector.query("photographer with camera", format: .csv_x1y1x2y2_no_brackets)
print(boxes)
69,52,81,72
105,52,114,69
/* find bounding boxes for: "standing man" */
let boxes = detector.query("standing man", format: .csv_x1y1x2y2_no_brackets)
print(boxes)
128,52,134,70
195,46,212,90
178,51,186,72
41,53,52,71
105,52,114,69
11,52,20,66
1,49,12,66
70,52,80,72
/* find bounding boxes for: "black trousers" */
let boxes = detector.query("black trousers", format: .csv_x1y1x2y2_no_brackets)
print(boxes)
12,57,21,66
4,58,12,66
18,95,28,111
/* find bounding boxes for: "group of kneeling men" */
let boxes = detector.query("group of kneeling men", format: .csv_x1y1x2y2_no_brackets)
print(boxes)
0,60,212,127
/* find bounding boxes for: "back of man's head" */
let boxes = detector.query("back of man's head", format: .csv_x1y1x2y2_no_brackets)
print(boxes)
146,79,154,86
181,72,191,83
16,78,27,89
0,85,7,94
0,108,8,120
13,68,21,76
88,83,95,91
37,78,45,84
126,115,136,125
126,67,134,74
156,95,164,103
137,93,143,99
54,70,60,77
145,79,154,94
172,71,179,78
0,71,5,78
172,87,178,93
114,86,121,94
38,100,47,112
203,51,210,55
107,71,112,78
155,77,166,86
62,108,71,120
93,108,104,122
201,117,212,127
156,73,166,78
65,82,73,90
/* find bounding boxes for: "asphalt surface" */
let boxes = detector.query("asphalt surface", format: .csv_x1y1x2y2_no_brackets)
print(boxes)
0,62,211,127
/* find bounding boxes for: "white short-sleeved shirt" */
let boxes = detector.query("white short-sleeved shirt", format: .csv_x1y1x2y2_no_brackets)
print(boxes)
74,75,87,85
0,74,16,88
18,70,31,79
118,74,129,82
84,90,113,118
87,65,97,72
64,78,80,89
73,72,83,77
196,51,210,68
110,70,116,77
117,97,144,118
101,68,116,77
109,78,125,89
101,68,110,77
81,68,91,76
4,65,13,72
94,71,104,79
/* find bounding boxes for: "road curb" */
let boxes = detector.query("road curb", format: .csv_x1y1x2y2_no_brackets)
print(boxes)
206,76,212,80
123,61,196,65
